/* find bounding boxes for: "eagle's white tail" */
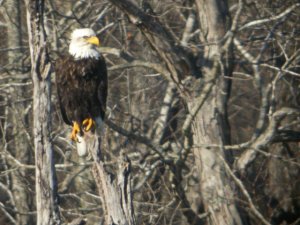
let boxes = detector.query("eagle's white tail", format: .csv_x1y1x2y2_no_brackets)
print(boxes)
76,135,87,157
76,117,104,157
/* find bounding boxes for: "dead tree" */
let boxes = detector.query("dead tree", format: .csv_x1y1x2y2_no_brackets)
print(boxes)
84,133,136,225
107,0,243,224
3,0,31,224
187,1,243,224
25,0,61,224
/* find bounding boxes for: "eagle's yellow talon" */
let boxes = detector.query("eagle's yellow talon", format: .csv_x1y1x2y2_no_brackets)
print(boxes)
70,122,80,142
82,118,95,132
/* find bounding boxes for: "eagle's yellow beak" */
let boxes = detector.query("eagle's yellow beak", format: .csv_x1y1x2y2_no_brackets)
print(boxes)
86,36,100,46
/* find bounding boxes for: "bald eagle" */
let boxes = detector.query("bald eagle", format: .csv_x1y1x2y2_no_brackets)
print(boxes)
55,28,107,156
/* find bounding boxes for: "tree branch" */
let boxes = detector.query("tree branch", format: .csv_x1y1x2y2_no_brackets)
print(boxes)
220,155,271,225
107,0,199,96
236,107,300,173
239,3,300,30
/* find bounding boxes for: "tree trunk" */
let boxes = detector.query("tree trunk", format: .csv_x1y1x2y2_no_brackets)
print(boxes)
85,133,136,225
25,0,61,224
4,0,31,224
189,0,243,224
107,0,243,224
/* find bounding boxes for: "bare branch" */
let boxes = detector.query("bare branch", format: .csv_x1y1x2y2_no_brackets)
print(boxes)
239,3,300,30
149,82,177,144
107,0,199,95
0,202,17,225
181,10,196,47
220,155,271,225
236,107,300,172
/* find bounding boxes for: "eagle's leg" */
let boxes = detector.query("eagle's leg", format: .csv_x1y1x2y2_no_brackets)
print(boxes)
82,118,95,132
70,122,80,142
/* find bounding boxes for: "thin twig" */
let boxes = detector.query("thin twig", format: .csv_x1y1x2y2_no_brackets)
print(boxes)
239,3,300,30
219,155,271,225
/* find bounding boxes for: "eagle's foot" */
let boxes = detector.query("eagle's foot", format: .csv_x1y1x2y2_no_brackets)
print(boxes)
82,118,95,132
70,122,80,142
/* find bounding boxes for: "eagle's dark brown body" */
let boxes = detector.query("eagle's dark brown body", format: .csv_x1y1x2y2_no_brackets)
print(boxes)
55,54,107,129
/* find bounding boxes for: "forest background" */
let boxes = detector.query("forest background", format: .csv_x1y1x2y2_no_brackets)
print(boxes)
0,0,300,224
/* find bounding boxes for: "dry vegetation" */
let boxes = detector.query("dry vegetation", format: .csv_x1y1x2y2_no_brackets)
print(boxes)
0,0,299,224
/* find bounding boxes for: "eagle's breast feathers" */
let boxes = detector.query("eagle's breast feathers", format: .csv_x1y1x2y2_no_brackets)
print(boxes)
56,55,107,126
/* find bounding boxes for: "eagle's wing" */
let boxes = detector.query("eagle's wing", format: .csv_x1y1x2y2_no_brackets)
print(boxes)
55,57,73,126
97,56,108,120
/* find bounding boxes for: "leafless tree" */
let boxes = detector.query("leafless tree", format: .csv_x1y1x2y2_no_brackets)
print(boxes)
26,0,61,224
0,0,299,224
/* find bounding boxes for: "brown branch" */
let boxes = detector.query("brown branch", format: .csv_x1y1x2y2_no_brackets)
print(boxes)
149,82,178,144
108,60,170,77
105,119,171,162
107,118,203,224
0,202,16,225
236,107,300,172
100,46,172,80
220,155,271,225
107,0,199,96
239,3,300,30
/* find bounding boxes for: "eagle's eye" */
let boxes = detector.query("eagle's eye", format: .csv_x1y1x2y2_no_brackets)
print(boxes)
82,36,89,39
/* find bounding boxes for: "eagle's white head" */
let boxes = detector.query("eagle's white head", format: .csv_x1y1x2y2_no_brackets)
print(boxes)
69,28,100,59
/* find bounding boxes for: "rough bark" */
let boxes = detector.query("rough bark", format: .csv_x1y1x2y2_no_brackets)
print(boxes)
85,133,136,225
236,107,300,172
187,1,243,224
25,0,61,224
107,1,243,224
4,0,31,224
